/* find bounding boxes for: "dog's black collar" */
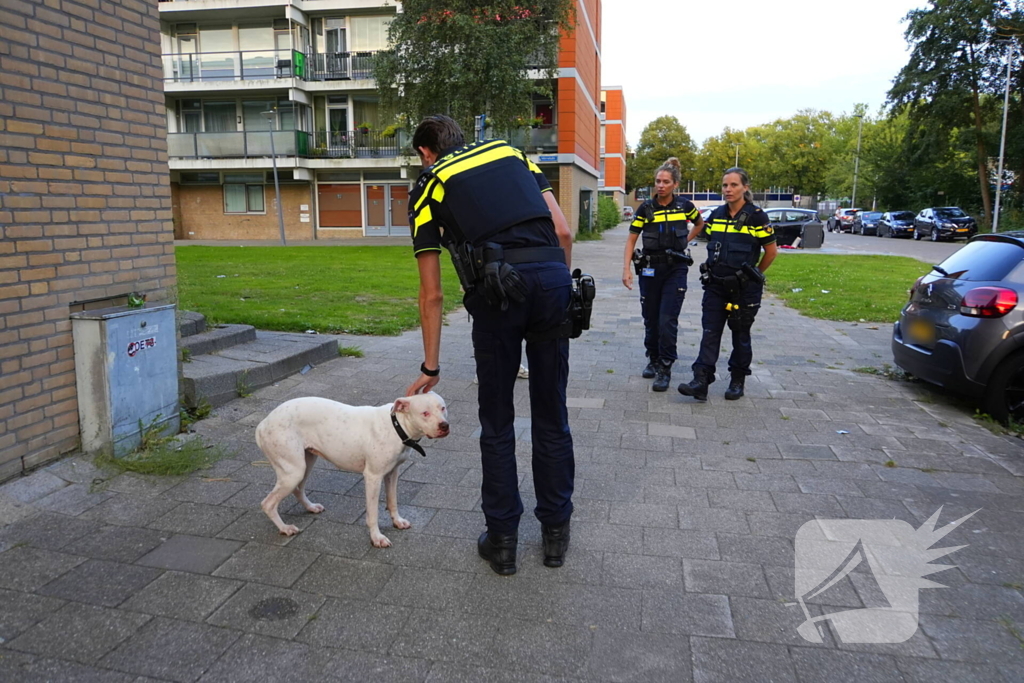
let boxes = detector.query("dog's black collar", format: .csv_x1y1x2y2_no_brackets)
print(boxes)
391,408,426,457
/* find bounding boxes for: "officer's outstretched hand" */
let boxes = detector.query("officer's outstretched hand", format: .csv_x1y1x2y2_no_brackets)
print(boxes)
622,267,633,290
406,373,439,396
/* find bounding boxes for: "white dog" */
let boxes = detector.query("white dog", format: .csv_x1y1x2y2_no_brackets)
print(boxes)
254,393,449,547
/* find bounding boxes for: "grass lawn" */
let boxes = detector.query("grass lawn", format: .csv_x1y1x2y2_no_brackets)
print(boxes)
176,246,464,336
765,254,930,324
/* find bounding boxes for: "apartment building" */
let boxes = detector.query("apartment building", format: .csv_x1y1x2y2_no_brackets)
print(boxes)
599,86,627,207
159,0,602,239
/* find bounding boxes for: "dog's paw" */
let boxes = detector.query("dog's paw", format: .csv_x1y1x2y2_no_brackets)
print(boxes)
392,516,411,530
305,503,325,514
279,525,301,536
371,534,392,548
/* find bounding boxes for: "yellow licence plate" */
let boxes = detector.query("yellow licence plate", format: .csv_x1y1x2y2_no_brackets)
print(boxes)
908,318,936,345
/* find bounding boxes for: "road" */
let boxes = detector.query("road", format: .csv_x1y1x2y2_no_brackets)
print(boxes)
813,229,965,263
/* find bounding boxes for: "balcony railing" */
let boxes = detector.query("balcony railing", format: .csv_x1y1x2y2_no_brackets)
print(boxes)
163,50,380,83
167,129,410,159
304,52,378,81
168,130,308,158
504,125,558,154
164,49,298,83
306,129,408,158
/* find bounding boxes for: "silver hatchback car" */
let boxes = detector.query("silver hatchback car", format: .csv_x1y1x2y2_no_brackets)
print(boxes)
892,233,1024,423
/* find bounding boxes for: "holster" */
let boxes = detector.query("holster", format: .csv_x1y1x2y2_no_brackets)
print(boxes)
632,249,646,275
525,268,596,342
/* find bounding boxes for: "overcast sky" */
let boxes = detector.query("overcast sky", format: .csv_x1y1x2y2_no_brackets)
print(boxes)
601,0,925,146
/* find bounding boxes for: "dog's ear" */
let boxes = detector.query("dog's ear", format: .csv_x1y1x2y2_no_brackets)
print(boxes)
394,397,410,413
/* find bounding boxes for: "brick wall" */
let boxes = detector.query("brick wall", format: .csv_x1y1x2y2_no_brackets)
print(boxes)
173,184,315,241
0,0,176,480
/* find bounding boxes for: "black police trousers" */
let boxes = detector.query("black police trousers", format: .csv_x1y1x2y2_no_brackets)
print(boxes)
464,261,575,534
692,278,763,380
639,263,687,364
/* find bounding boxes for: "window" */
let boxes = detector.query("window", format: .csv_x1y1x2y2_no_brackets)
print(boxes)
224,173,265,213
349,16,390,51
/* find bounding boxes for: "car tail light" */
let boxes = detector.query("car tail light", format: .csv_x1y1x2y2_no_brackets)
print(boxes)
960,287,1018,317
909,276,924,300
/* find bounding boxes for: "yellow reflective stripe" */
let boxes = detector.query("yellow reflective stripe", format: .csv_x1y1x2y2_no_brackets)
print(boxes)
412,178,436,213
526,158,543,174
630,217,646,230
414,247,442,256
430,181,444,203
685,209,699,220
431,140,506,175
751,227,773,238
435,145,523,182
413,204,433,238
650,211,693,223
541,186,552,193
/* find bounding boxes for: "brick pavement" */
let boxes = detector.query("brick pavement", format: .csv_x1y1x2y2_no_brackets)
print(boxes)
1,225,1023,682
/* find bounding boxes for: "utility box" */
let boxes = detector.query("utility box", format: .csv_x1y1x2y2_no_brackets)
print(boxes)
71,304,179,457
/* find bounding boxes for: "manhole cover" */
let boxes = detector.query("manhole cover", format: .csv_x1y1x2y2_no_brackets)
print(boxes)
248,597,299,621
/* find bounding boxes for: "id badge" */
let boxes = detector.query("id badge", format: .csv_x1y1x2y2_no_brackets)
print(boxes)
641,268,655,277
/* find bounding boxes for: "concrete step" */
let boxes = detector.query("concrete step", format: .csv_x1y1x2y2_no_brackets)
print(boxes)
178,311,207,338
181,324,257,357
182,331,340,408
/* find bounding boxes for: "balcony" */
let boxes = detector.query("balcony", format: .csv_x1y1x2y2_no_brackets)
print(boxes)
164,49,298,83
505,125,558,154
168,130,307,158
305,52,378,81
167,129,409,159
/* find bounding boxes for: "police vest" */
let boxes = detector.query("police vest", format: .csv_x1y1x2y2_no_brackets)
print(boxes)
420,139,551,246
706,204,769,271
637,197,692,253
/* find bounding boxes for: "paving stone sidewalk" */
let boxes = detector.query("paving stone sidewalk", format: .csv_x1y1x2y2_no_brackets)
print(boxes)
2,224,1023,682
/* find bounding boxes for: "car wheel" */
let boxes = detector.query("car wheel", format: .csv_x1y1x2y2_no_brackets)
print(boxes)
913,228,921,240
983,352,1024,424
930,227,939,242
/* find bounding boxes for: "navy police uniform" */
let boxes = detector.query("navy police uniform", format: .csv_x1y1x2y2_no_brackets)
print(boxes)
629,196,699,366
409,139,574,535
692,202,775,380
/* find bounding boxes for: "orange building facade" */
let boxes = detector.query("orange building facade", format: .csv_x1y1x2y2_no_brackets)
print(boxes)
600,86,627,206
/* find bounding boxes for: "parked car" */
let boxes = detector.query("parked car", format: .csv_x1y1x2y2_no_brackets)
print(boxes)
764,208,820,247
622,206,634,221
826,208,862,233
695,205,721,241
852,211,883,236
892,232,1024,423
876,211,915,238
913,207,977,242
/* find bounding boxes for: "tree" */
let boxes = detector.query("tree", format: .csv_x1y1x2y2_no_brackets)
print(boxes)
696,128,747,191
630,116,698,190
373,0,575,134
889,0,1012,222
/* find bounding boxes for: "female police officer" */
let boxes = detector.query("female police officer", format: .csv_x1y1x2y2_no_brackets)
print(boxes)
678,167,776,401
622,157,704,392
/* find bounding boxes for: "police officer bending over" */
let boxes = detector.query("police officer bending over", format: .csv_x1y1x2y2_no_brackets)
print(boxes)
405,115,576,575
622,157,704,392
678,167,776,401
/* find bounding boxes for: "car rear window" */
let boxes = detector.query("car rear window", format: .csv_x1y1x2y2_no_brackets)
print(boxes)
863,212,882,220
935,207,967,219
935,240,1024,281
891,212,913,220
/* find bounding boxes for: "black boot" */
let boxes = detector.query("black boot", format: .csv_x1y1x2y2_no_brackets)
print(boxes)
541,520,570,568
642,357,659,379
478,531,518,575
724,373,746,401
678,368,712,401
652,361,672,392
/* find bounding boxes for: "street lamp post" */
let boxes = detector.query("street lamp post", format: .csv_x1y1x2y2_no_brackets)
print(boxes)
263,108,287,246
733,143,741,167
851,114,864,210
993,41,1017,234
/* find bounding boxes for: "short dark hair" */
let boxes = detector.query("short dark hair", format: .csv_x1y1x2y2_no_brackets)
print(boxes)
412,115,465,156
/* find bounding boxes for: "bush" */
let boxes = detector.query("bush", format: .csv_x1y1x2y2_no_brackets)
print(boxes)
597,195,621,231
